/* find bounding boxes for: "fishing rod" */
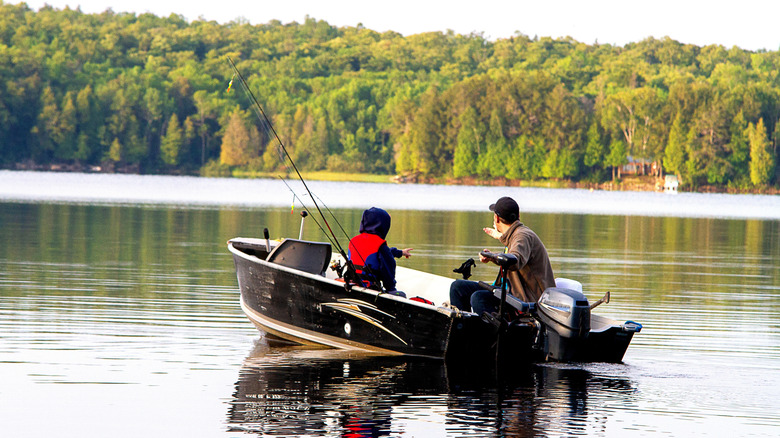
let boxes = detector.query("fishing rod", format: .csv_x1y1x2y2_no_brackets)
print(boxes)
277,174,351,247
226,57,367,287
310,191,353,247
226,57,346,252
307,191,384,286
277,176,339,248
278,177,380,287
279,178,359,261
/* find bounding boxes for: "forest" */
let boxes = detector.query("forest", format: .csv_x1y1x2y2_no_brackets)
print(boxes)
0,2,778,190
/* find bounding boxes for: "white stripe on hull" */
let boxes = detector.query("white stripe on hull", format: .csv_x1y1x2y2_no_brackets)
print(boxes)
240,295,403,355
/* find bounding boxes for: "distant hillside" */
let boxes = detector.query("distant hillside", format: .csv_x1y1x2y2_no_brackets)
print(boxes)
0,2,777,190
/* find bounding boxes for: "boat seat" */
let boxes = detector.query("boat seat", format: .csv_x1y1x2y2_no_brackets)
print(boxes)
266,238,332,276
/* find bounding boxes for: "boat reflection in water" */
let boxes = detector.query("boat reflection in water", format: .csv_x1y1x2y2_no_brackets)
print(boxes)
226,339,637,436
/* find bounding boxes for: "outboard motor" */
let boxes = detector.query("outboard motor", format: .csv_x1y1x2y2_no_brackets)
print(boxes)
536,287,591,361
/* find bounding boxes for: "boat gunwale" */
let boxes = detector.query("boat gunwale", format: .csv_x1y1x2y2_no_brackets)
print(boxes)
228,239,458,315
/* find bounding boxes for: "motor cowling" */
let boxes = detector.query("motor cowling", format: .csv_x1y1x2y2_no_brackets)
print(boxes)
536,287,591,361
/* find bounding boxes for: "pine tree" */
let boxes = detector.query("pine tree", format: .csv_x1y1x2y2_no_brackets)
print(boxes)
220,111,253,167
54,93,77,160
109,138,123,163
605,140,627,181
748,119,775,186
452,107,480,178
664,114,686,179
32,86,59,161
161,113,183,166
583,121,604,169
726,111,749,184
476,109,508,177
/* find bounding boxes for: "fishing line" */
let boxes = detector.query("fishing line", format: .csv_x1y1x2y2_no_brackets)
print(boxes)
277,177,338,248
227,57,343,250
226,57,368,285
279,177,380,287
310,192,353,248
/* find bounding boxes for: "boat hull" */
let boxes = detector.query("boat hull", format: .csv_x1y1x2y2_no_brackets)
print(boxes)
228,238,639,362
233,248,466,357
574,316,640,363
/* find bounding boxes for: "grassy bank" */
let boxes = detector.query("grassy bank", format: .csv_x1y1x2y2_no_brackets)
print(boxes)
230,169,395,183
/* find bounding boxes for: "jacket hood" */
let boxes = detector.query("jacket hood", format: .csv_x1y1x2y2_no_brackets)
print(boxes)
359,207,391,239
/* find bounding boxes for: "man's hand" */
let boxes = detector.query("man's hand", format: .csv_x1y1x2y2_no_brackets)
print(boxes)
479,249,491,264
483,227,502,240
400,248,413,258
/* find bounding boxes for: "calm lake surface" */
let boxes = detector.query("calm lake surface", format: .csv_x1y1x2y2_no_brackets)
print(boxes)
1,170,779,437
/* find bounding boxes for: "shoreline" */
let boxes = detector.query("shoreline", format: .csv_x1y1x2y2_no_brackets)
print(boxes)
7,162,779,196
435,175,780,196
2,168,779,220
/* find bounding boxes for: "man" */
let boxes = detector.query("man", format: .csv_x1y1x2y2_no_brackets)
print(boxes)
449,196,555,315
348,207,413,296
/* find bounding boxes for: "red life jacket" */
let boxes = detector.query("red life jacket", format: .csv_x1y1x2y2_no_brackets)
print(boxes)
348,233,388,289
348,233,385,267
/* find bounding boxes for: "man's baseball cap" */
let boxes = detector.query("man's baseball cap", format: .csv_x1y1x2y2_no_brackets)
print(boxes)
489,197,519,222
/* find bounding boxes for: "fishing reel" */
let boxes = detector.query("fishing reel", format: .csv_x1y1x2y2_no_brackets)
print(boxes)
330,259,345,278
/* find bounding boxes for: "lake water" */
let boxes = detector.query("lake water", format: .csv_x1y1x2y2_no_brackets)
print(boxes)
1,170,779,437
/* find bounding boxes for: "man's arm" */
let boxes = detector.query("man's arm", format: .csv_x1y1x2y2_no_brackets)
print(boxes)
506,234,531,269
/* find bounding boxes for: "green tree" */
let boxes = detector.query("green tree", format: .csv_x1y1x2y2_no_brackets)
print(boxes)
220,110,255,167
193,90,222,167
54,92,77,160
540,83,585,178
74,85,100,162
605,139,627,181
396,88,442,176
726,111,750,185
452,107,480,178
748,118,775,186
542,148,577,179
30,86,58,161
309,111,330,170
109,138,123,163
507,135,545,180
161,113,183,166
583,121,605,170
683,125,706,187
664,114,687,179
143,87,166,161
476,109,509,177
600,87,661,161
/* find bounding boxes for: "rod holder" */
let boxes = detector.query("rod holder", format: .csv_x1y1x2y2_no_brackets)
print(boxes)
298,211,308,240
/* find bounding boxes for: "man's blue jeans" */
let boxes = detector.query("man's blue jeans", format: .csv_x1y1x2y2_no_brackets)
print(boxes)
449,279,500,315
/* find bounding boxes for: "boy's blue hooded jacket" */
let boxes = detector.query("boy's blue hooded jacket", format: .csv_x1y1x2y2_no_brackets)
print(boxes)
347,207,403,291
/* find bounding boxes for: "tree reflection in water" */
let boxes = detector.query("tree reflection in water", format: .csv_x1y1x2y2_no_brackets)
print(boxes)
226,338,637,437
